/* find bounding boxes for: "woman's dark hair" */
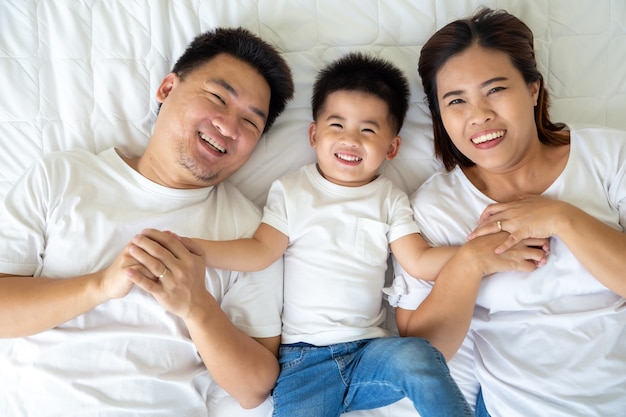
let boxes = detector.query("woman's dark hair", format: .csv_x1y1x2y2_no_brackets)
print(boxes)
418,8,567,170
311,52,410,135
171,27,294,133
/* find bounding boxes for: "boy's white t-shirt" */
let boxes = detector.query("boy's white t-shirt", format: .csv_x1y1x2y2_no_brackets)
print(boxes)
391,125,626,416
262,163,420,346
0,148,283,416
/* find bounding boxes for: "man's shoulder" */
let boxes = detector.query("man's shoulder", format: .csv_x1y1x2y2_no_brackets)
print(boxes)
39,147,112,166
217,180,262,215
23,148,112,181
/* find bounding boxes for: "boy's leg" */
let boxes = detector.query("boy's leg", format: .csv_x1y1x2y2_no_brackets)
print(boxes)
272,343,345,417
344,337,473,417
475,388,492,417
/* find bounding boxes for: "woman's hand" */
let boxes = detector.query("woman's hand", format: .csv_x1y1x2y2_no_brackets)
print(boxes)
462,232,549,276
468,195,565,254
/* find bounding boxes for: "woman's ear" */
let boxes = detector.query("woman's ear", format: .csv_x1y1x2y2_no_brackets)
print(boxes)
386,136,402,160
530,80,540,106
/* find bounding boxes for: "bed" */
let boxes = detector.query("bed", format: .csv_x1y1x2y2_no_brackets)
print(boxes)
1,1,625,416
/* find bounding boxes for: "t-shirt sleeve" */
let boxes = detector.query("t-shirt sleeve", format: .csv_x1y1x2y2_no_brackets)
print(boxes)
387,188,421,243
220,259,283,338
260,178,290,236
0,160,47,276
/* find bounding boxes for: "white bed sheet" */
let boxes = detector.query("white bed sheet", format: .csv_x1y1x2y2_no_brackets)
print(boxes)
1,1,625,416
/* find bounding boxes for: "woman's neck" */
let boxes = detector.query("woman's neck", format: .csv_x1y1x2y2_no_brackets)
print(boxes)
462,142,570,203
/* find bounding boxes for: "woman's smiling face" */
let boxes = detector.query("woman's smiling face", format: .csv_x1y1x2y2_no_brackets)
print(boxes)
436,45,540,173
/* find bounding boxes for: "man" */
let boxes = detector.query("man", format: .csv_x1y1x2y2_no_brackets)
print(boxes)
0,27,293,416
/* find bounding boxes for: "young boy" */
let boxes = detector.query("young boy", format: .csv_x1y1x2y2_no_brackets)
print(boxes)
157,53,471,416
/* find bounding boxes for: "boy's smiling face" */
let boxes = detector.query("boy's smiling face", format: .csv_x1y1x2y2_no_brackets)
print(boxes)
309,90,401,187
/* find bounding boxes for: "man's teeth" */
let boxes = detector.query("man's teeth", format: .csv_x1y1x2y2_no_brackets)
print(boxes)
200,133,226,153
336,153,362,162
472,131,505,144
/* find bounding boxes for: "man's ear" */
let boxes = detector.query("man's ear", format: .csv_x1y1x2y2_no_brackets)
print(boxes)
308,122,317,148
156,73,178,103
386,136,401,160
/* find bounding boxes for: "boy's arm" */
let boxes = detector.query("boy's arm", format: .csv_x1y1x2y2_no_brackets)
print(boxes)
191,223,289,272
389,233,457,281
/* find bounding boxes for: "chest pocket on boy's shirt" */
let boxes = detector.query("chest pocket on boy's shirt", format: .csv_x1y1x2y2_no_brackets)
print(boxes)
356,218,390,267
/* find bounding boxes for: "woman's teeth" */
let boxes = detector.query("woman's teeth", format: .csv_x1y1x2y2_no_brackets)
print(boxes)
472,130,505,144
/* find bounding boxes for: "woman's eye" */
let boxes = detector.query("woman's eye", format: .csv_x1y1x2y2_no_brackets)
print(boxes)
448,98,464,106
488,86,506,94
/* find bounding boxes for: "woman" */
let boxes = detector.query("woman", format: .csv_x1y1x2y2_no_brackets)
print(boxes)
389,7,626,417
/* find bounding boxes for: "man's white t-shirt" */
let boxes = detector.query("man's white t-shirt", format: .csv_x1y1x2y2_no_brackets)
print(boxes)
0,148,283,416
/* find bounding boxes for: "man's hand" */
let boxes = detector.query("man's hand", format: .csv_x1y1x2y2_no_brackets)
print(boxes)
127,229,209,320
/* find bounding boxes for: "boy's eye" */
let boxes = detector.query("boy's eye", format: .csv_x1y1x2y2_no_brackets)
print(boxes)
362,128,375,133
330,123,343,128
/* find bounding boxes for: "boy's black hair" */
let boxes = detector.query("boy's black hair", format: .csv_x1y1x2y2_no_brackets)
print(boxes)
171,27,294,133
311,52,410,134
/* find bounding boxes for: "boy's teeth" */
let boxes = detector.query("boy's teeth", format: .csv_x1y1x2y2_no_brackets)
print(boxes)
200,133,226,153
472,131,505,144
336,153,362,162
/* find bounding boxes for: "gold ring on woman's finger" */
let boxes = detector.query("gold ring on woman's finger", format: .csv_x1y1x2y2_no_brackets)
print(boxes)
158,268,168,280
497,220,502,232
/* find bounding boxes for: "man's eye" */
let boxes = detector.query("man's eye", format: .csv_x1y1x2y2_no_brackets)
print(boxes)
211,93,225,104
244,119,260,131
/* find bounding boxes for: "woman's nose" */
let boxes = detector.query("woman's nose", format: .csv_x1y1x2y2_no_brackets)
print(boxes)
470,101,494,125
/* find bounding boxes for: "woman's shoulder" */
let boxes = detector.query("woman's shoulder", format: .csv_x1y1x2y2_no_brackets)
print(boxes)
570,124,626,145
411,167,467,198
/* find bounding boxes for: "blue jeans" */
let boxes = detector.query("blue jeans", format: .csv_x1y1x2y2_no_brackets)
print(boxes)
475,388,491,417
272,337,473,417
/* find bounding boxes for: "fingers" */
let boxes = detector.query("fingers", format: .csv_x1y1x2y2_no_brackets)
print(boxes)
494,234,518,254
129,229,189,278
176,235,205,257
468,220,505,240
128,240,170,280
477,202,506,225
127,265,163,293
134,229,183,257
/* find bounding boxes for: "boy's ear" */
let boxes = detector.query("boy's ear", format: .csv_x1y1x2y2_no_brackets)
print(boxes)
156,72,178,103
386,136,401,160
308,122,317,147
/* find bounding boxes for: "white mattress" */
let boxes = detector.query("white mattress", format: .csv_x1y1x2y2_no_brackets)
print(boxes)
1,1,625,416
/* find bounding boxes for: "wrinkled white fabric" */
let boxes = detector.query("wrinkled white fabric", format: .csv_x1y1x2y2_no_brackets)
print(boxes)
0,148,283,416
392,125,626,416
262,164,420,346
